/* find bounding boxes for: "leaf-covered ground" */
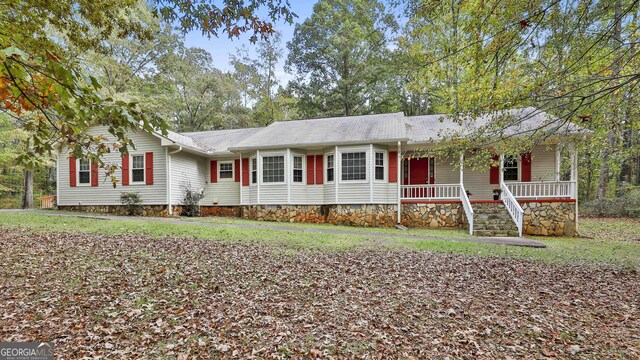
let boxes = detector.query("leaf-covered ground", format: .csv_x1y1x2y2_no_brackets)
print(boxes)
1,227,638,358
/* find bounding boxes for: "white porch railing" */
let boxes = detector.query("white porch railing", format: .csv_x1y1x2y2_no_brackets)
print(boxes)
506,181,576,199
500,182,524,237
460,184,474,235
401,184,461,200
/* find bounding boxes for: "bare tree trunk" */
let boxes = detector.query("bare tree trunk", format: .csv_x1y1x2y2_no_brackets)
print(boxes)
596,1,623,200
21,169,34,209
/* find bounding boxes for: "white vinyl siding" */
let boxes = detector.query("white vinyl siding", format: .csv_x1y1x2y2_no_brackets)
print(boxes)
205,156,240,205
58,126,167,206
170,151,208,205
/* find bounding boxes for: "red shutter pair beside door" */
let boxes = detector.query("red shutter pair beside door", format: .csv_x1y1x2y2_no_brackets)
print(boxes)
304,155,324,185
489,153,532,184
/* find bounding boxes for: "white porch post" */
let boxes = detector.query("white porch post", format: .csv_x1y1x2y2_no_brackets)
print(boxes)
570,144,579,233
166,147,172,215
256,149,260,204
239,152,243,205
397,141,402,224
286,148,291,204
499,154,505,184
459,153,464,185
335,145,339,204
555,146,561,181
369,144,374,203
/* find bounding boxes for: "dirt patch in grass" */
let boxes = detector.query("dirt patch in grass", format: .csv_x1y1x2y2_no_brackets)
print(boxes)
1,227,638,358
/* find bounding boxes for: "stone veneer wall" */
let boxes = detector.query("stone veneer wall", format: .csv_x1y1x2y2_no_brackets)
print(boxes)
521,201,576,236
401,203,465,229
237,203,465,228
58,205,168,217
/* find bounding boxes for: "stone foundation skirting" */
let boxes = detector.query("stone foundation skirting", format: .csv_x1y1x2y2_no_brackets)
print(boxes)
58,205,168,217
401,202,465,229
521,200,577,236
59,201,577,236
223,203,465,228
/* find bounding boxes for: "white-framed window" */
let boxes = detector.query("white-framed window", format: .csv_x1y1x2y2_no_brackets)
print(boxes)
341,152,366,181
131,154,145,183
293,155,303,183
78,158,91,185
375,152,384,180
326,154,335,182
219,161,233,180
262,155,284,183
503,155,518,181
251,157,257,184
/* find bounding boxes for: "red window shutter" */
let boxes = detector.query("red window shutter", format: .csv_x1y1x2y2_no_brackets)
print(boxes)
69,156,77,187
315,155,324,185
388,151,398,183
490,155,500,184
242,158,250,186
234,159,241,182
91,162,98,187
121,155,129,186
307,155,315,185
210,160,217,183
145,152,154,185
521,152,532,182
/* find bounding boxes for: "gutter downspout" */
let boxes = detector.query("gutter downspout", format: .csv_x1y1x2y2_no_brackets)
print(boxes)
397,141,401,224
167,146,183,215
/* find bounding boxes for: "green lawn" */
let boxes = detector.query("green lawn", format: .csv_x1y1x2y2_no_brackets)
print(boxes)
0,212,638,267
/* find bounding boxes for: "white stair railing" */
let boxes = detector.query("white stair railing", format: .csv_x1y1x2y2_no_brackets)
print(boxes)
459,184,474,235
500,181,524,237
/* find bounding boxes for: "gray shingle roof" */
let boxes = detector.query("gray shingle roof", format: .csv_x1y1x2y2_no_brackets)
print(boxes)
228,112,408,150
406,108,587,144
182,127,263,154
164,108,587,154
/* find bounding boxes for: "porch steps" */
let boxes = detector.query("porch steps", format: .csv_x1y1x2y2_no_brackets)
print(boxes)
472,203,519,237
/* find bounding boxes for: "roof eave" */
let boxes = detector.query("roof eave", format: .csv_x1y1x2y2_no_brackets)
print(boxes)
228,138,411,152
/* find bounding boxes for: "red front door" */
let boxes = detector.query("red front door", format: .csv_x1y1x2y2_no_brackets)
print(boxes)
406,158,429,184
403,157,436,186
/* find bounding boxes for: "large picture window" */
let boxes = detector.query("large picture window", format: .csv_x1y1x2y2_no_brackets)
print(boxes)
131,155,145,183
341,152,366,181
78,159,90,184
503,155,518,181
375,152,384,180
262,156,284,183
326,154,334,182
293,156,303,183
219,162,233,179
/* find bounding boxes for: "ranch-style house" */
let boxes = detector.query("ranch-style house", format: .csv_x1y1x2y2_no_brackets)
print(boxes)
56,108,587,237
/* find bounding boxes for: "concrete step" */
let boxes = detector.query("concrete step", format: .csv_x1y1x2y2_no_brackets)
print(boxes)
473,229,520,237
474,224,519,231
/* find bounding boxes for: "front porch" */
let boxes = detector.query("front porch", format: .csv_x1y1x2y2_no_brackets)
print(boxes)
398,144,579,237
